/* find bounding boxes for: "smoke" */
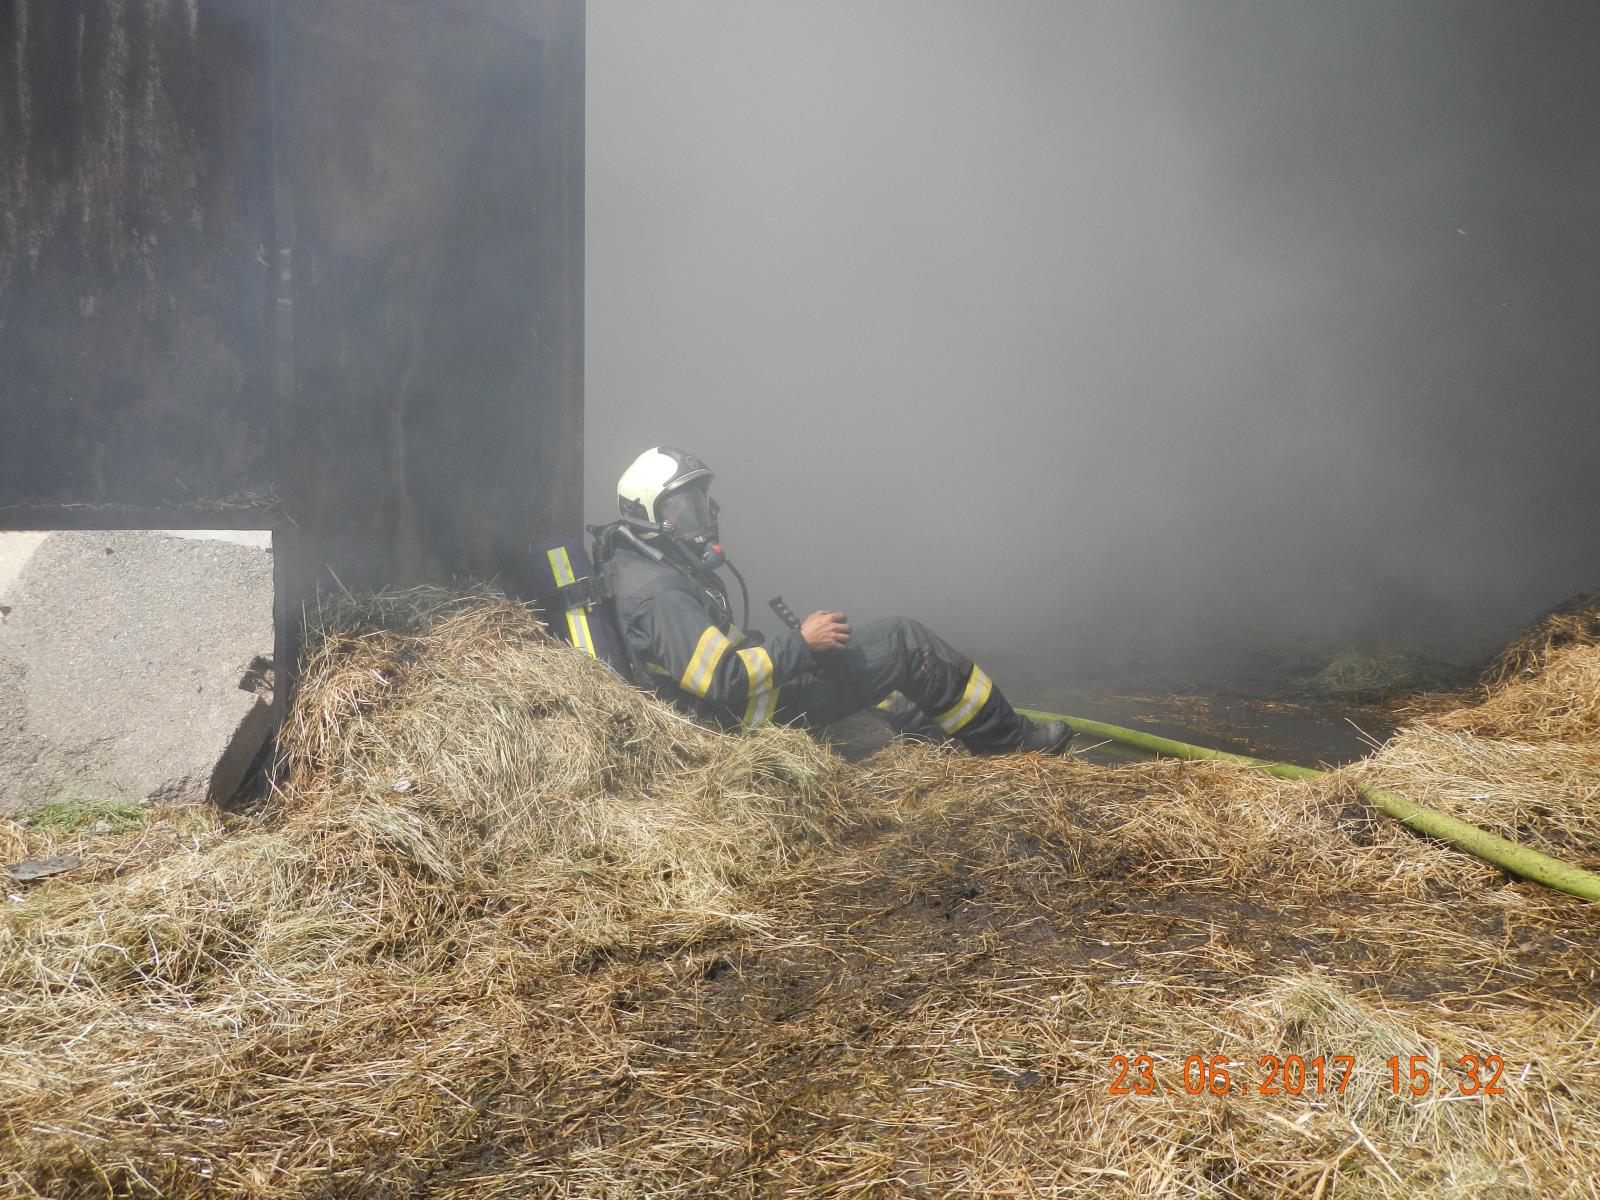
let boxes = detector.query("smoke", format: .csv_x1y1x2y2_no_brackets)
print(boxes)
585,0,1600,679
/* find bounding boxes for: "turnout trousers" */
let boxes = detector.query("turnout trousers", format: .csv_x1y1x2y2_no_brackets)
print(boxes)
774,616,1028,755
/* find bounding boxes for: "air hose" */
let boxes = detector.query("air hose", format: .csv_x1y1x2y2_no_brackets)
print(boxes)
1016,707,1600,902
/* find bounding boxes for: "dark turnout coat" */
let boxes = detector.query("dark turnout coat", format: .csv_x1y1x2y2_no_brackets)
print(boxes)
606,540,812,728
607,539,1028,753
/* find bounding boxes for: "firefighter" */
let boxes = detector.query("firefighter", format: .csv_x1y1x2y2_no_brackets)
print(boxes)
600,446,1073,756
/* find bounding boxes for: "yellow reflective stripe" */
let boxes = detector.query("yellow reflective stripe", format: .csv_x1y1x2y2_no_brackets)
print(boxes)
724,624,744,648
680,626,733,698
564,606,595,658
933,666,993,735
546,546,577,587
644,661,670,676
738,646,777,726
546,547,595,656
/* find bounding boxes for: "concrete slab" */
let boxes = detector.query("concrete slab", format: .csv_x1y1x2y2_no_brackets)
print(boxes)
0,531,50,601
164,530,274,549
0,530,274,815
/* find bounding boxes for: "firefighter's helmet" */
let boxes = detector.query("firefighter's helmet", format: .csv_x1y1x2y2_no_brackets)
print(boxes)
617,446,713,528
617,446,723,567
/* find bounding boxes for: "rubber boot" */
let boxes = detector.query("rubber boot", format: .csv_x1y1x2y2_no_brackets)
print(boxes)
1017,715,1073,755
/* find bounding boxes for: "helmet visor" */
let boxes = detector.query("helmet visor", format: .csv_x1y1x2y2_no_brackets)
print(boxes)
657,480,718,543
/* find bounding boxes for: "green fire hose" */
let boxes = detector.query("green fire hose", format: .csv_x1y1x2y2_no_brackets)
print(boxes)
1016,708,1600,902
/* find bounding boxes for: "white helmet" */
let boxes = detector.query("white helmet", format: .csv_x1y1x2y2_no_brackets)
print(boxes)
617,446,724,567
617,446,713,529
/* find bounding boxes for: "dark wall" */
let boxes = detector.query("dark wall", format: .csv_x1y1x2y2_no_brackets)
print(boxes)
0,0,275,523
1,0,585,601
274,0,584,592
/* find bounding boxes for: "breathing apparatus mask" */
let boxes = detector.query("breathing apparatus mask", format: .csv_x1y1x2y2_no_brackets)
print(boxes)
656,480,725,570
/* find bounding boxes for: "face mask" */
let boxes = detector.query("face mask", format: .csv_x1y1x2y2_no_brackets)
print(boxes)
657,484,724,569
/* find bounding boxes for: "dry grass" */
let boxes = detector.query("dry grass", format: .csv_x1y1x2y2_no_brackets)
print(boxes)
1430,644,1600,744
2,587,1597,1197
1354,724,1600,871
3,802,227,885
0,816,28,863
1484,593,1600,689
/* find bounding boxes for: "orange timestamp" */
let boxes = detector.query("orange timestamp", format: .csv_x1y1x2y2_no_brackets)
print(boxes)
1109,1053,1509,1097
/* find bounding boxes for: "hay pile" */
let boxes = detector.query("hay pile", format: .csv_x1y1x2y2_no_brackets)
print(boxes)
1309,648,1462,702
1360,595,1600,870
1483,593,1600,690
0,591,838,1196
3,589,1598,1197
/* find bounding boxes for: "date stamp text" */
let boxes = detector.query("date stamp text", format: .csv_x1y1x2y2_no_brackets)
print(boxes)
1108,1053,1509,1098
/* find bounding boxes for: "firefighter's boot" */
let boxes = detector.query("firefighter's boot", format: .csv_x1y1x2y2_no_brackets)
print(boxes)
1018,716,1073,755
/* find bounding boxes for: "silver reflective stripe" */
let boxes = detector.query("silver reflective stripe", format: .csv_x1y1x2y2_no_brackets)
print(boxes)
934,666,993,735
547,547,596,657
565,607,595,657
547,546,577,586
738,646,777,726
680,626,733,697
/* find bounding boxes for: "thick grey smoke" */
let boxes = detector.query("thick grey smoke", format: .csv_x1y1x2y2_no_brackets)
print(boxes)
585,0,1600,680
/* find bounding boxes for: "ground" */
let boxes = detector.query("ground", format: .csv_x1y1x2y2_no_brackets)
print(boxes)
2,589,1596,1197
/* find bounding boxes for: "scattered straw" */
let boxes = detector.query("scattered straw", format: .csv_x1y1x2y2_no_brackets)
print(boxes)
2,586,1596,1197
1484,593,1600,688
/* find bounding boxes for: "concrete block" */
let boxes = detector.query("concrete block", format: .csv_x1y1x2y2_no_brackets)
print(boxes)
0,530,273,815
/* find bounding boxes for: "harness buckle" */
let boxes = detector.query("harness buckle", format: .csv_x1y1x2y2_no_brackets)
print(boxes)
541,572,615,613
